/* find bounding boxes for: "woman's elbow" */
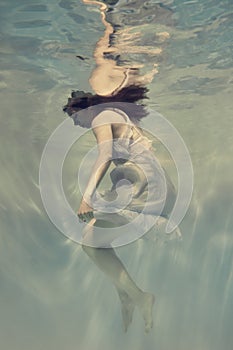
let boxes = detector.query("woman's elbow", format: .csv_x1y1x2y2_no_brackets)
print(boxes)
98,149,113,162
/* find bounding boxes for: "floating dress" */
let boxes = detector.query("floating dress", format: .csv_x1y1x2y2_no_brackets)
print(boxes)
91,108,177,239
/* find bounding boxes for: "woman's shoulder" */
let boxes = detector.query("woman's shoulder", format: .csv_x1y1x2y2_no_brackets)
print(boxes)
91,108,130,128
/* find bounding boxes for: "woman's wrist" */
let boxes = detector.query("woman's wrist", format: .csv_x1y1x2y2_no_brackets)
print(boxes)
82,193,93,206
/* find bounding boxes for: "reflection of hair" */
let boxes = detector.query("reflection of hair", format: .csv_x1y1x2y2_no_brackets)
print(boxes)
63,85,149,123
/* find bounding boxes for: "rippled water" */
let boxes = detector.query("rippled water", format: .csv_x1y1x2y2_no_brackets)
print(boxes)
0,1,233,349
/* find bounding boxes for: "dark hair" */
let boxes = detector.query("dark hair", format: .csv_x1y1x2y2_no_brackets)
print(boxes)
63,85,149,123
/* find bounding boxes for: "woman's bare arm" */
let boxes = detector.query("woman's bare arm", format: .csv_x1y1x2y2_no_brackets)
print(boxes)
78,122,113,219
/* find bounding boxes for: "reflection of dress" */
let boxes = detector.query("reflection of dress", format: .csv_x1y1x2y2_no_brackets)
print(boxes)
92,108,176,232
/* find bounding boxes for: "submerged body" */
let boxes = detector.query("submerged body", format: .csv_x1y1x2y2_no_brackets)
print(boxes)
63,0,175,334
77,106,176,246
63,88,181,331
74,105,178,332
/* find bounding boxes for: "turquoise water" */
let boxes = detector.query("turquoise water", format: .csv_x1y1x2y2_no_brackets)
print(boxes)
0,0,233,349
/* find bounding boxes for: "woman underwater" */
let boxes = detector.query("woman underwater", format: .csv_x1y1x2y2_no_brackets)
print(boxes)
63,0,177,334
63,85,177,332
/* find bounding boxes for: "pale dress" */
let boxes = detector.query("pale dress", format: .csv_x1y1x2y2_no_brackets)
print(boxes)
91,108,178,241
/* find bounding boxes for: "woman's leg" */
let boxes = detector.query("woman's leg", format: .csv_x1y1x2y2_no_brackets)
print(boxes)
116,288,135,332
82,218,155,332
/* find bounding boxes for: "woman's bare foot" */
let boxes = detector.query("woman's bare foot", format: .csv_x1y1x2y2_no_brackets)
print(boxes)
138,292,155,333
117,290,135,332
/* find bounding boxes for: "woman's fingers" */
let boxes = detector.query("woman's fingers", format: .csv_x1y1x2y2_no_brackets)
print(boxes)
78,211,94,222
78,213,85,222
87,211,94,219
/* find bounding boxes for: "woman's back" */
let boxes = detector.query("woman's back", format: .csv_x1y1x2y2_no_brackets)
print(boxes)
97,108,153,163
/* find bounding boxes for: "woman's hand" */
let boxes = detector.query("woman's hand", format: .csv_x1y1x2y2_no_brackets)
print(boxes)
77,199,94,223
